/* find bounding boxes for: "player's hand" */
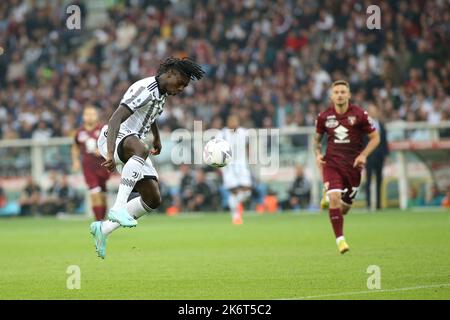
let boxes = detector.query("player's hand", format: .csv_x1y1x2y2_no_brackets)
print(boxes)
353,154,367,170
316,153,326,169
72,159,81,172
150,138,162,155
102,154,116,172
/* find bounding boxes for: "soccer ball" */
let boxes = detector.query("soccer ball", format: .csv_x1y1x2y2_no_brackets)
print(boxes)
203,138,232,168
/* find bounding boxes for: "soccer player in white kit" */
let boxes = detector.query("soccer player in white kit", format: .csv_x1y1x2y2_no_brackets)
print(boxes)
90,57,204,259
217,115,252,225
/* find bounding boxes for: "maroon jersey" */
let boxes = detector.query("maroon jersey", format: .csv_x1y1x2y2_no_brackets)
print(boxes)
74,125,109,190
316,104,376,170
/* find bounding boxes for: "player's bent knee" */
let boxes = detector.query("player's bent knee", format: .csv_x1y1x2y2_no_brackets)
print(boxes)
143,193,162,209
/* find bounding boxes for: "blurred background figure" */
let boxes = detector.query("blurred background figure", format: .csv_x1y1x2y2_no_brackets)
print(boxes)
72,105,110,220
282,165,311,210
42,172,80,216
365,103,389,211
442,187,450,208
19,176,42,216
178,164,195,210
426,185,444,207
187,169,215,212
0,180,20,216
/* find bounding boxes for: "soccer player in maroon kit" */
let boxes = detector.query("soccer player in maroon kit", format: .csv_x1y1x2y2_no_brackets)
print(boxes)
315,80,380,254
72,105,110,221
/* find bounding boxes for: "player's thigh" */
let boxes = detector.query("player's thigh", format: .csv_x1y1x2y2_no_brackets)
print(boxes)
134,177,161,209
323,165,345,194
120,135,149,162
323,165,345,207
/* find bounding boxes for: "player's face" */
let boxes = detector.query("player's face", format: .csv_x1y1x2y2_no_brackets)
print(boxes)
164,70,190,96
83,108,98,126
331,85,351,106
227,115,239,129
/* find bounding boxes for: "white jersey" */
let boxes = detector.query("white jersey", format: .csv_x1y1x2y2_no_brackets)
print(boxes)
216,127,249,165
216,127,252,189
119,76,167,138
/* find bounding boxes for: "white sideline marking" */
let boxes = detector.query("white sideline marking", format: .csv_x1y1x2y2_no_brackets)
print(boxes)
279,283,450,300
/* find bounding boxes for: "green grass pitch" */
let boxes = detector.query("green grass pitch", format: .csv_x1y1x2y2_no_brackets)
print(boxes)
0,209,449,300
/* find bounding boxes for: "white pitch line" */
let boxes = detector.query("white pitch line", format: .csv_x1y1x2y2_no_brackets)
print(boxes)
280,283,450,300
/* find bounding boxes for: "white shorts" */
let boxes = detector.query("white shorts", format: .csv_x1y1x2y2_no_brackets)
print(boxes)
97,125,158,179
222,164,252,190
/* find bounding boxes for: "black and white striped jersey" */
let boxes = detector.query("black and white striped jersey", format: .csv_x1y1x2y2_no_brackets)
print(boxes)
119,76,167,138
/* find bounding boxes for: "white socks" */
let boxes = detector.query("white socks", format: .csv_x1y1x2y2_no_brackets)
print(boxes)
127,196,153,219
111,155,145,210
336,236,345,245
101,196,153,236
237,190,251,202
101,220,120,236
228,193,239,219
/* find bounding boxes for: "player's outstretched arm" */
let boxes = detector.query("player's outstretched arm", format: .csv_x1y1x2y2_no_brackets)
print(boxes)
150,121,162,155
103,104,132,171
353,130,380,169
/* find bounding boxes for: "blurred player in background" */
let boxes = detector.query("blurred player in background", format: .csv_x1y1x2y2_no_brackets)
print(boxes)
217,115,252,225
92,57,204,259
315,80,380,254
72,105,110,221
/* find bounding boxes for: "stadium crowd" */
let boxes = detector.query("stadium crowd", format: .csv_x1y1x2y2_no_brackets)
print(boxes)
0,0,449,215
0,0,449,140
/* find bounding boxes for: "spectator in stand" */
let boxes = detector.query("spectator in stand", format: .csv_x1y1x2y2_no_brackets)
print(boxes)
426,185,445,207
187,169,215,212
41,172,80,215
282,165,311,210
0,0,448,141
179,164,195,210
19,176,42,216
442,187,450,208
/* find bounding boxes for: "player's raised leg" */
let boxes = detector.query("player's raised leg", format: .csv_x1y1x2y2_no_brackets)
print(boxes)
108,136,150,227
327,190,349,254
91,177,161,258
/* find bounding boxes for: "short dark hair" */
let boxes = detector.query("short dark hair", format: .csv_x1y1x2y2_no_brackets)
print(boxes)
157,57,205,81
332,80,350,88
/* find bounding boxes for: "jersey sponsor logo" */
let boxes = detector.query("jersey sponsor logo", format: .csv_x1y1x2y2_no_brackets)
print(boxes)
325,118,339,128
334,125,350,143
326,115,336,119
348,116,356,126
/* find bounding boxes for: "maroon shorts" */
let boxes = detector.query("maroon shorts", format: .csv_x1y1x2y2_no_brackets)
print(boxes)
322,164,361,205
83,168,110,192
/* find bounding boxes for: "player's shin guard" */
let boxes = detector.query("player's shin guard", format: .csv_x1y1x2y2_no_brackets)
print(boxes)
111,155,145,210
329,208,344,238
